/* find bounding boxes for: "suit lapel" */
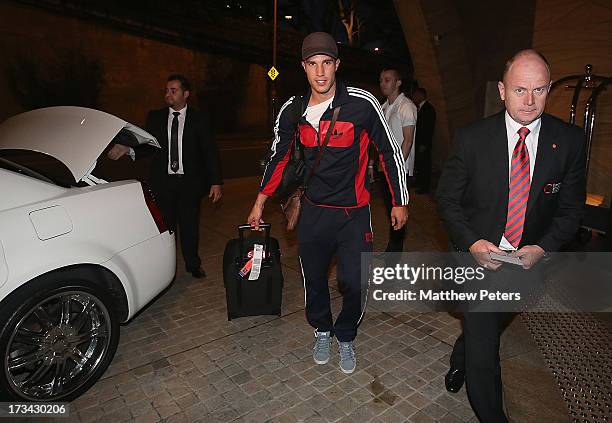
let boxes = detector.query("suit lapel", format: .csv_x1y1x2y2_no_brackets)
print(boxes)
160,109,169,153
183,107,193,147
492,112,510,203
526,114,555,217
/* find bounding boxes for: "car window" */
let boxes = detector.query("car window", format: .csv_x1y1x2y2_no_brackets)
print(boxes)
0,150,75,187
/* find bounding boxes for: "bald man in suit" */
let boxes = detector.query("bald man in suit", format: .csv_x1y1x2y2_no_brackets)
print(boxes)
436,50,586,422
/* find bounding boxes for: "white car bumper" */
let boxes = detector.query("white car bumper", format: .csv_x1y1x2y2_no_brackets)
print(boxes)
103,230,176,321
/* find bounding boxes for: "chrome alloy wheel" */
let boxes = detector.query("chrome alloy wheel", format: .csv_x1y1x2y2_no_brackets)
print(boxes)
4,291,112,400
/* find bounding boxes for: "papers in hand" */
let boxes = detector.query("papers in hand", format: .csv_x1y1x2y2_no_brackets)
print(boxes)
489,252,523,266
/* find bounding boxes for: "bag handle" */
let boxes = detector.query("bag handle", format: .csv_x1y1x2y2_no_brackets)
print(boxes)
237,223,271,261
303,106,341,189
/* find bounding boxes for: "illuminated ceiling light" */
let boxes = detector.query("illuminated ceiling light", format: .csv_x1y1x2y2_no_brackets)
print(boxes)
258,15,263,20
284,15,293,19
374,47,380,52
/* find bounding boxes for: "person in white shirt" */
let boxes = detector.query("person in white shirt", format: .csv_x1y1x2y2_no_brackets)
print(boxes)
375,67,417,252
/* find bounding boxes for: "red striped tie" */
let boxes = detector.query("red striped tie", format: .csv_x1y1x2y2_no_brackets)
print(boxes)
504,127,531,248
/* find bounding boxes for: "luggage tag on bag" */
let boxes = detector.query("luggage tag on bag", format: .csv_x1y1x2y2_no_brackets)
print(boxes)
248,244,264,280
238,244,264,280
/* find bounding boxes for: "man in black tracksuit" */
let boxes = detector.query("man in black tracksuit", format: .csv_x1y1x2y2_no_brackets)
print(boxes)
248,32,409,374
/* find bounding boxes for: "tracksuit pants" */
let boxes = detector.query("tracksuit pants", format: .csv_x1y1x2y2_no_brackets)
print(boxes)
298,200,373,342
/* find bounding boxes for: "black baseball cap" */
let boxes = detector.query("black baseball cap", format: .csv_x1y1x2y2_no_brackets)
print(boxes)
301,32,338,60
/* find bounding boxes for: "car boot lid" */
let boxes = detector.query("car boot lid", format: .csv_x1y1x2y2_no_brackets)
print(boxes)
0,106,159,182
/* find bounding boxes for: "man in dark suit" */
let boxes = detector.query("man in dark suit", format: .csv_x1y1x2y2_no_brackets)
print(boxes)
436,50,586,421
110,74,223,278
411,87,436,194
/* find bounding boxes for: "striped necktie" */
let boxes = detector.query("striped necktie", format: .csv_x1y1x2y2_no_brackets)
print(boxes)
504,127,531,248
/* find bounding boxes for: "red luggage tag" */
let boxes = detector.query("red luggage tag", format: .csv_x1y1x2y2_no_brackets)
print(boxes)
239,258,253,278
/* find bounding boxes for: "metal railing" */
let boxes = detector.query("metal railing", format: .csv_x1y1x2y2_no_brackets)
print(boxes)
550,65,611,178
550,65,611,240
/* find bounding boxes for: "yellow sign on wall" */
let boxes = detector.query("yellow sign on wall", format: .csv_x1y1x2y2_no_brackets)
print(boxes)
268,66,279,81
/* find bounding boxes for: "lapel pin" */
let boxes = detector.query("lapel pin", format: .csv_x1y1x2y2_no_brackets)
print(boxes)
552,143,557,149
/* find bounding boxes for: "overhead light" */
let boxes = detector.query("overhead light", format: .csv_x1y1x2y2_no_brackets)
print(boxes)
285,15,293,19
226,4,230,8
374,47,380,52
258,15,263,20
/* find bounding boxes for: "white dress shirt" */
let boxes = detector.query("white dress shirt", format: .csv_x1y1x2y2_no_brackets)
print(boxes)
381,93,418,175
167,105,187,174
499,111,542,250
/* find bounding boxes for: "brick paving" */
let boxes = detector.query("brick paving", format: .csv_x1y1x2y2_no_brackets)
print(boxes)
46,177,566,422
67,307,475,423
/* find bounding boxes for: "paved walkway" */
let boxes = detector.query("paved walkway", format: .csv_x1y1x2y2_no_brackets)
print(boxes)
60,177,574,423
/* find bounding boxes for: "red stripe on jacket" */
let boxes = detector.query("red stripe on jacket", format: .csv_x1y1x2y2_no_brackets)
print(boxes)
261,147,292,196
355,129,371,206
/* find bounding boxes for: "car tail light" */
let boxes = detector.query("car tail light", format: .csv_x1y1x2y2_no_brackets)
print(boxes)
141,183,168,234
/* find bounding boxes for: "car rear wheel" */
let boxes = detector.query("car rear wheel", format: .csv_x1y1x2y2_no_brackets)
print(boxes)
0,273,120,401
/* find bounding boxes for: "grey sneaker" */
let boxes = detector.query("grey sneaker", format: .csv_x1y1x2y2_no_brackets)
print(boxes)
313,330,331,364
338,341,356,374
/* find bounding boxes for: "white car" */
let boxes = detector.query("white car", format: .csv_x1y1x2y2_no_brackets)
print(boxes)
0,107,176,401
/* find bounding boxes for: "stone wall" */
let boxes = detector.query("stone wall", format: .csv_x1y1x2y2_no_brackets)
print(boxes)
0,2,270,133
394,0,536,177
533,0,612,203
395,0,610,201
0,2,387,135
